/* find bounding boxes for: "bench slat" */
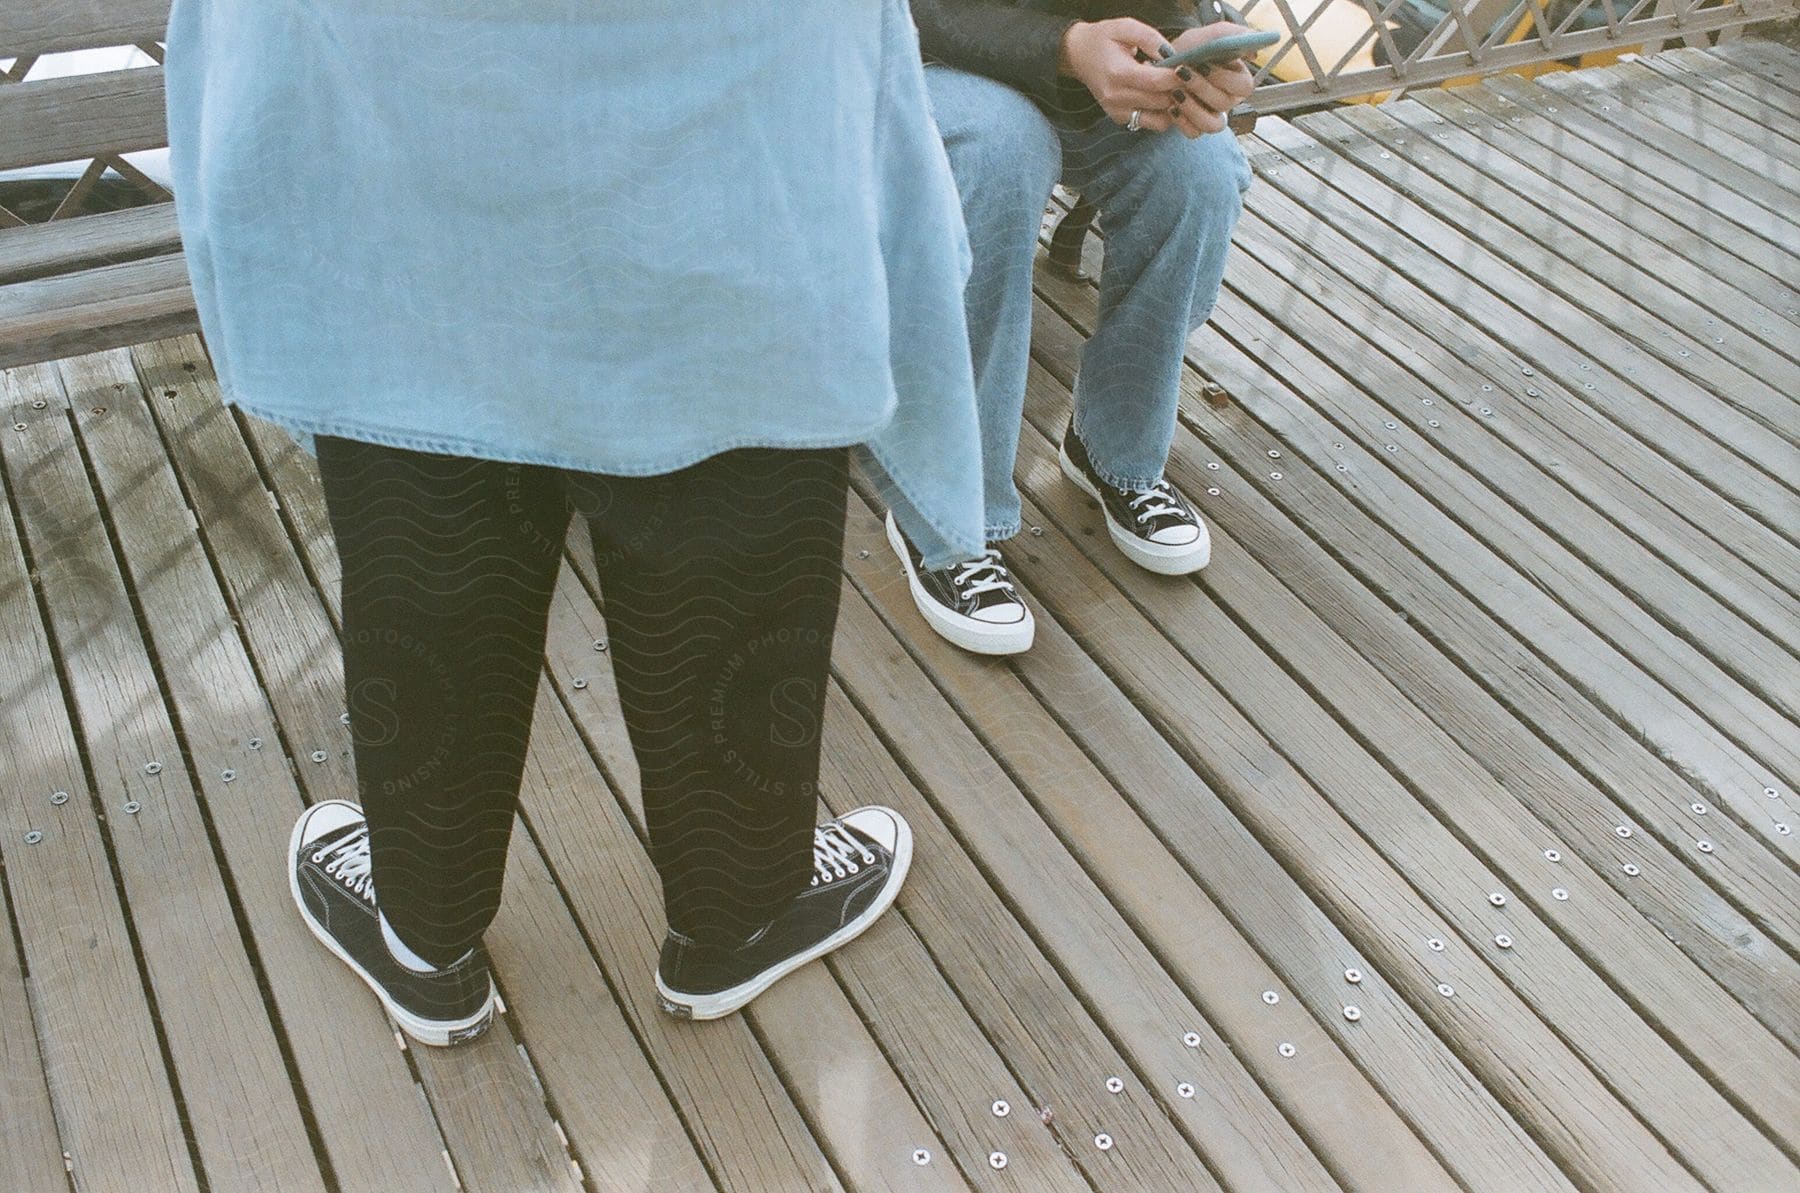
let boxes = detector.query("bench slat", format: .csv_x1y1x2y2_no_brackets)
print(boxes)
0,202,181,284
0,253,195,370
0,0,170,58
0,66,166,172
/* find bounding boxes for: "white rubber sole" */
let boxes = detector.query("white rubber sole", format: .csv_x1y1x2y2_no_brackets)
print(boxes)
885,514,1034,655
1059,445,1211,575
287,801,496,1048
655,812,914,1021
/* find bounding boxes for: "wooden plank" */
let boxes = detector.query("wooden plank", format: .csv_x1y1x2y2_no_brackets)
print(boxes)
929,438,1706,1190
546,559,1227,1191
1181,298,1800,848
65,343,477,1193
1024,345,1800,1125
543,550,1084,1192
1318,99,1800,421
1029,251,1800,1130
818,679,1320,1192
0,861,74,1192
1231,134,1800,785
1243,117,1797,530
0,68,166,172
1222,183,1799,641
1415,82,1800,364
521,662,985,1193
1,361,320,1190
0,385,197,1193
1084,211,1800,960
833,503,1481,1193
1231,151,1799,605
1029,262,1796,1019
1645,50,1800,149
1274,106,1800,611
1226,121,1800,737
994,378,1794,1189
0,254,196,372
0,204,182,286
1478,71,1800,256
1532,61,1800,218
231,394,858,1193
1576,59,1800,177
132,337,694,1193
0,380,194,1193
0,0,170,57
1711,36,1800,93
1257,112,1800,493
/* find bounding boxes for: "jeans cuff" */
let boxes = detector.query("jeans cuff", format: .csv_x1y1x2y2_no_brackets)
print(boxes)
985,520,1022,543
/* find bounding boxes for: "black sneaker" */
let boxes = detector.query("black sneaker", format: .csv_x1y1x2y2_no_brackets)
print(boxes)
655,806,913,1021
288,800,496,1046
885,511,1034,655
1058,417,1210,575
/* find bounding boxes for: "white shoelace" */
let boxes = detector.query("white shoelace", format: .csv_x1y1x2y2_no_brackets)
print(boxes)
313,830,376,903
811,822,878,886
1127,480,1187,525
951,549,1017,600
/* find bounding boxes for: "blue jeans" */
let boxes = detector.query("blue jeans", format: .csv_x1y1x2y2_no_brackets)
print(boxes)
923,63,1253,542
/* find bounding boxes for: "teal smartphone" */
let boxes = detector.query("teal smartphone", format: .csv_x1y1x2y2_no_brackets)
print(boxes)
1155,30,1279,70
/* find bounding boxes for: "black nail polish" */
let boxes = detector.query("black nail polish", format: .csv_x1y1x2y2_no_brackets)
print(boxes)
1177,65,1195,81
1159,42,1175,58
1172,90,1186,103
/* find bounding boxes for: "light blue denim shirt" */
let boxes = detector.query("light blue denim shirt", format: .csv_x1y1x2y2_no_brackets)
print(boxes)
164,0,984,568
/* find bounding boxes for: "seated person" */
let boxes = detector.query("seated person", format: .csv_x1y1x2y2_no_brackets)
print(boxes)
889,0,1258,655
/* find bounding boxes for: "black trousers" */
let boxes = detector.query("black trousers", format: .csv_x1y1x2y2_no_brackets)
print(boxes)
315,435,849,966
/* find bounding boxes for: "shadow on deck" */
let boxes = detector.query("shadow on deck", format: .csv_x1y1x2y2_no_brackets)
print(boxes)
2,40,1797,1193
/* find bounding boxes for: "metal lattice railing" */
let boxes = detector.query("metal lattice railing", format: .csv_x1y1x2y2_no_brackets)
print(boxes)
1233,0,1795,111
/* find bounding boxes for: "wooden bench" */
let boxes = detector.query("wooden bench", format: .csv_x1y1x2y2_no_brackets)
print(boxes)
0,0,193,371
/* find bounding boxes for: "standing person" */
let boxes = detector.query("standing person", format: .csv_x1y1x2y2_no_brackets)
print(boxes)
886,0,1258,655
163,0,986,1041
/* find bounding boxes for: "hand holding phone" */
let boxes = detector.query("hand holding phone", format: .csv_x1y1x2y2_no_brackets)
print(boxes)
1155,29,1279,71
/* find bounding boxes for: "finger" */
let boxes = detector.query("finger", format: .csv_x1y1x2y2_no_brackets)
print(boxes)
1114,105,1175,133
1110,17,1177,62
1205,60,1258,101
1185,76,1237,113
1112,82,1190,111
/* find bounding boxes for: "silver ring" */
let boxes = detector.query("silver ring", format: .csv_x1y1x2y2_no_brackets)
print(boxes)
1127,108,1143,132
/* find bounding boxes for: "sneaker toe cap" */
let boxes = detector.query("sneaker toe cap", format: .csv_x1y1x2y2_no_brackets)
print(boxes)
838,806,905,854
296,799,363,848
1148,523,1204,546
970,602,1030,625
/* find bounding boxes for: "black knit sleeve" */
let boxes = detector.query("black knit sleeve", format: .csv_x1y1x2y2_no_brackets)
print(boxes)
909,0,1083,108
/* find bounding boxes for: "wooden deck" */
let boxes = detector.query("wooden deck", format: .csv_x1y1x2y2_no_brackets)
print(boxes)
3,40,1797,1193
